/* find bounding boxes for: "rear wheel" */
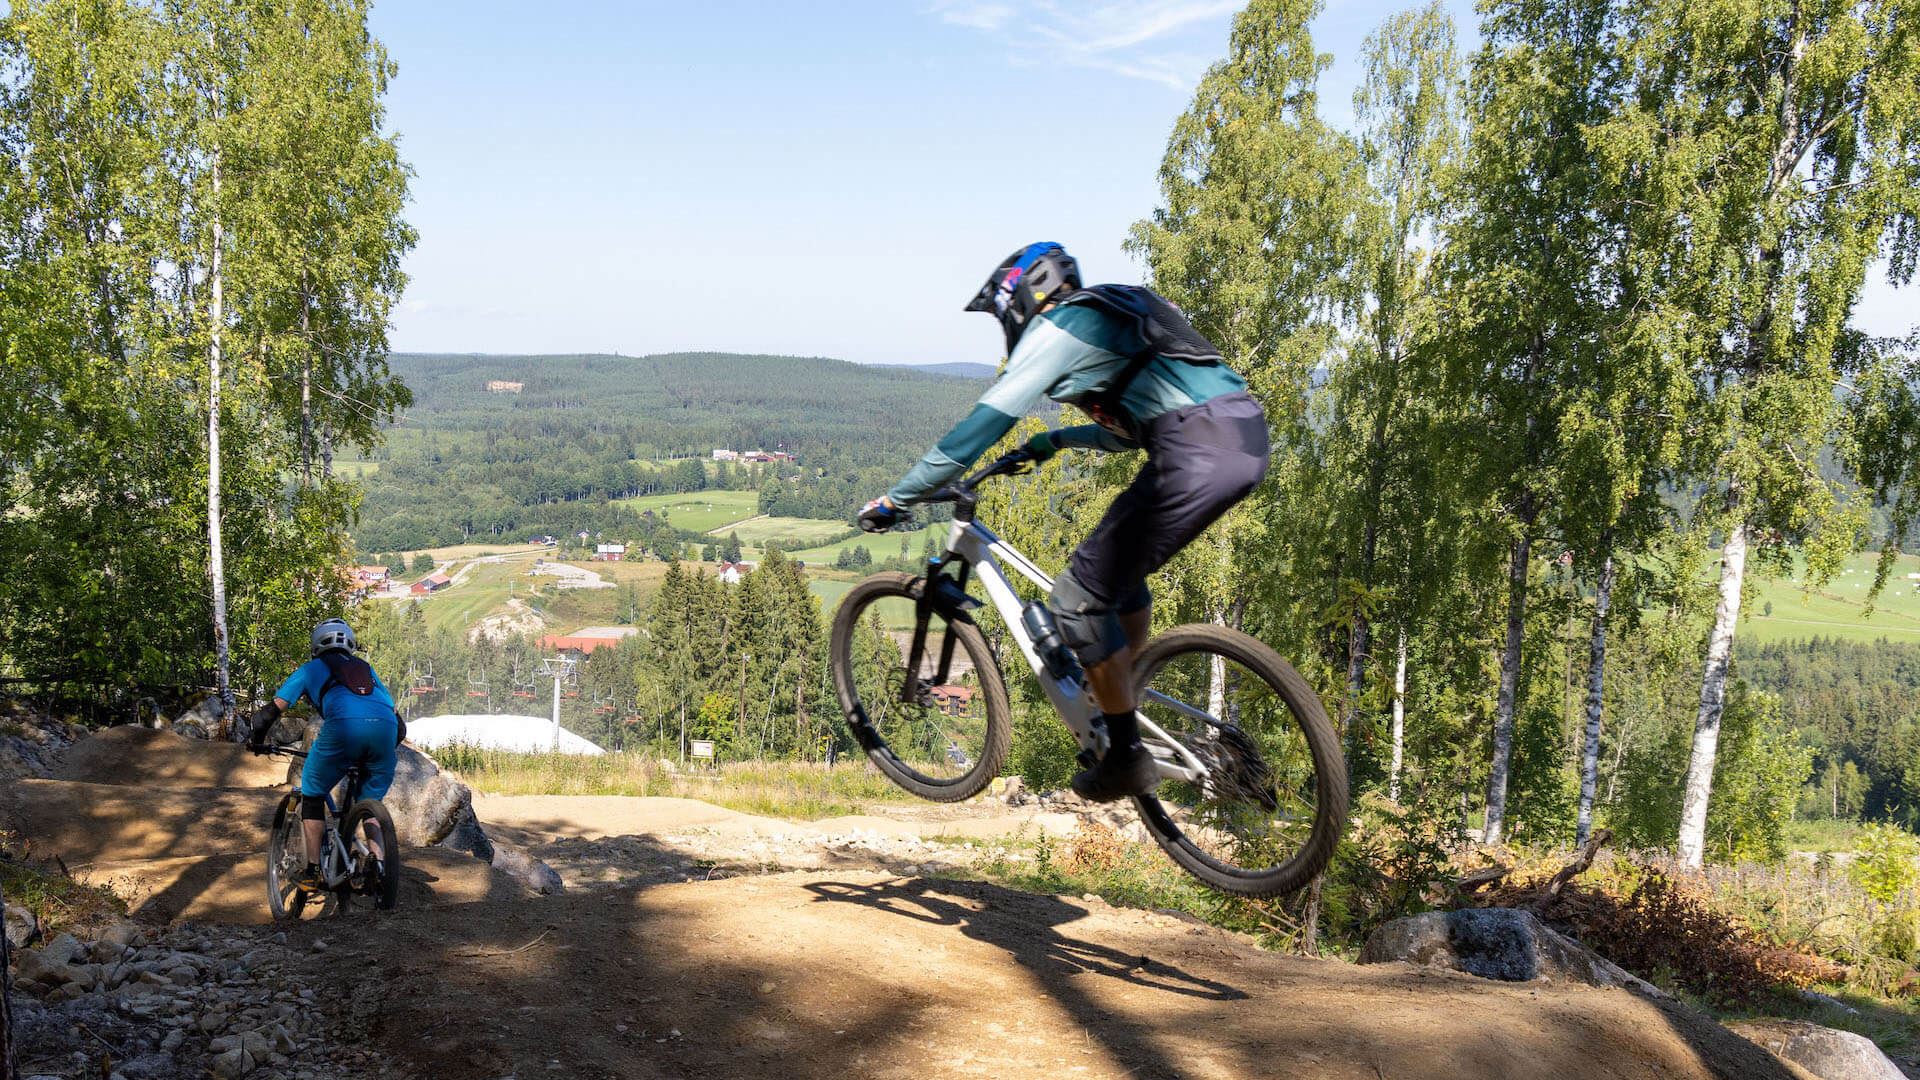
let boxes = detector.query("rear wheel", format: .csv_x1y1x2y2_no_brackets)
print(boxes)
341,799,401,911
266,795,335,921
1130,624,1347,898
829,571,1011,801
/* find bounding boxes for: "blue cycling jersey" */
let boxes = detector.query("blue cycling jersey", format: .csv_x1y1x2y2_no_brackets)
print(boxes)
273,656,397,721
889,285,1248,504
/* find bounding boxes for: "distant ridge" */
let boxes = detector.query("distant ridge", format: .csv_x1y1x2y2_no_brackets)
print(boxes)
883,361,995,380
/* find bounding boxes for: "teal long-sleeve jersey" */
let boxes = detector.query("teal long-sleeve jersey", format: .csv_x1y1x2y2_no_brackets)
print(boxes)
887,285,1248,505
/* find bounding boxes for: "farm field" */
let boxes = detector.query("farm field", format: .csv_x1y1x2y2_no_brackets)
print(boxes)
1740,550,1920,643
616,489,759,533
711,514,851,548
787,521,947,566
330,459,380,478
405,542,551,563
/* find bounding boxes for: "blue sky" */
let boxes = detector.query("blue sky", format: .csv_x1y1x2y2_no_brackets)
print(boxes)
371,1,1912,366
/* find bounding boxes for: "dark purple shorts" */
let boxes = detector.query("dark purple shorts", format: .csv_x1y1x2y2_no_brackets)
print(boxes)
1066,391,1270,610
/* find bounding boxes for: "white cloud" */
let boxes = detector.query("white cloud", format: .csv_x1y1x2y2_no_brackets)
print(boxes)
930,0,1236,91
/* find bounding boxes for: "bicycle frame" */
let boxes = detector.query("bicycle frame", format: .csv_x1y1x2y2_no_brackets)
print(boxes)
921,513,1210,785
272,748,382,891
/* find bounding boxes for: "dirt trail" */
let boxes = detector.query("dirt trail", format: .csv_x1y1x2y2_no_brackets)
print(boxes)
3,727,1802,1080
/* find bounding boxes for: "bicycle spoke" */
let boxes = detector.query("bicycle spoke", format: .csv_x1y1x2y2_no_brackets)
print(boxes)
1137,644,1321,878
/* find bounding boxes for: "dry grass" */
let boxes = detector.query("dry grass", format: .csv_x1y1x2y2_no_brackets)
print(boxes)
0,834,128,938
426,745,919,819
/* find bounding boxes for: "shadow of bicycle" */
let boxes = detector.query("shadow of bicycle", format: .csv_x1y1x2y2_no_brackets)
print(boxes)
806,874,1246,1001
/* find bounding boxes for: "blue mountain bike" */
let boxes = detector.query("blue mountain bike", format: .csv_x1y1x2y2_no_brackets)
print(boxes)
260,745,401,919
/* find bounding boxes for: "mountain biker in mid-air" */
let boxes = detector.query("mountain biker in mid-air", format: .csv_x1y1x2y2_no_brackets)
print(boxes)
860,242,1270,803
247,618,400,893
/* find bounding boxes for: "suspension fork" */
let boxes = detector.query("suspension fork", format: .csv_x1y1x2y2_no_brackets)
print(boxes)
899,557,976,703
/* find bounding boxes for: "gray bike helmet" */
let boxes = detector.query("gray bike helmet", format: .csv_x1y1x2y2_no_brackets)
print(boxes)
311,618,357,655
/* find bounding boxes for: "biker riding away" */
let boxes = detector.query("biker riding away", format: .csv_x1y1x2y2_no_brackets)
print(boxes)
248,618,400,892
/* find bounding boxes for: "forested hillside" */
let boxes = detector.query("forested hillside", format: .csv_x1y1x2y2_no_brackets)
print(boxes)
348,352,986,552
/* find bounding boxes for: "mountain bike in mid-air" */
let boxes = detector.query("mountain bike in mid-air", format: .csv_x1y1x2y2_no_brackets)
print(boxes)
258,744,401,919
829,449,1347,897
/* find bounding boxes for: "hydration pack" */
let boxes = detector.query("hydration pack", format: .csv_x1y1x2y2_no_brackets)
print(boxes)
316,649,377,702
1056,284,1222,438
315,650,404,746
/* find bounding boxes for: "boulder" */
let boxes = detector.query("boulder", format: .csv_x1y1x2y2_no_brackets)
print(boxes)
4,900,41,950
0,700,84,782
390,744,562,895
1726,1019,1904,1080
386,745,475,847
1359,908,1665,995
170,696,225,740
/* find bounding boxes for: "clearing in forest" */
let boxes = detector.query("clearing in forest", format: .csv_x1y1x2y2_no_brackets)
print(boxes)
617,489,760,532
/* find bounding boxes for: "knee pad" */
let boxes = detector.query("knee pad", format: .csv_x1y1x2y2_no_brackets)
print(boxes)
1049,571,1128,667
299,795,327,821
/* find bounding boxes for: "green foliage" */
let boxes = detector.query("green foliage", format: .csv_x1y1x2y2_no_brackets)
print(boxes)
0,0,410,710
1848,823,1920,904
1615,684,1812,862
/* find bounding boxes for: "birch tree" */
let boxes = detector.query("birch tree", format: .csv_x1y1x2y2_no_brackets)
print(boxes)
1433,0,1617,844
1326,0,1461,774
1599,0,1920,866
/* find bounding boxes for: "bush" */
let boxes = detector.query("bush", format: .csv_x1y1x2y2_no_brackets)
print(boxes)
1476,857,1844,1003
1848,823,1920,904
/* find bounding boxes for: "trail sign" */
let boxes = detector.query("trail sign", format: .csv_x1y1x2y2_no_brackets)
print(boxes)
690,739,715,760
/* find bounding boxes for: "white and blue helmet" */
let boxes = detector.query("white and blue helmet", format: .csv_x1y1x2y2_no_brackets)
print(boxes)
310,618,357,655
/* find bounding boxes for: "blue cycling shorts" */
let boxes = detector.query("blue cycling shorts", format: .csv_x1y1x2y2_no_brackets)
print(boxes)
300,715,398,802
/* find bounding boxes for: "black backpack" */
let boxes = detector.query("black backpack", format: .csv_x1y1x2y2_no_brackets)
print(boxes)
315,650,405,747
1056,284,1223,437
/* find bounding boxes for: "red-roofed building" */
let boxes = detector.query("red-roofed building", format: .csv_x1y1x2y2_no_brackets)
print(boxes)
539,626,639,657
928,684,977,717
410,572,451,595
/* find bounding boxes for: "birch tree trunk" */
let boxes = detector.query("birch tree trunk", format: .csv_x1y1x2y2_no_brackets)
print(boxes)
1208,607,1228,722
1482,532,1531,844
299,291,313,487
1678,519,1747,867
207,153,235,731
1575,549,1616,845
1388,628,1407,802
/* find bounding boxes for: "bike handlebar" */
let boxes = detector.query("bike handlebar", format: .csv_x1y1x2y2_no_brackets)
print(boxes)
919,449,1039,507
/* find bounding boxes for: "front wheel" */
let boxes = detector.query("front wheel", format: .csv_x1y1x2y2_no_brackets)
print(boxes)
829,572,1012,801
341,799,401,911
1131,624,1347,898
266,794,334,921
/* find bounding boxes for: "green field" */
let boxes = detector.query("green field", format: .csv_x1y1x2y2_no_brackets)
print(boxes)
713,515,852,548
787,522,946,566
616,489,759,533
413,560,533,634
1742,551,1920,643
332,460,380,479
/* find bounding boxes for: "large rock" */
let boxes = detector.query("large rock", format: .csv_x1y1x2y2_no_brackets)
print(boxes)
1726,1019,1904,1080
0,700,84,782
1359,908,1665,995
388,743,563,895
387,744,476,847
4,900,41,950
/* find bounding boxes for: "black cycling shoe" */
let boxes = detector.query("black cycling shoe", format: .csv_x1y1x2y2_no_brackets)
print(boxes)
1070,740,1160,803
